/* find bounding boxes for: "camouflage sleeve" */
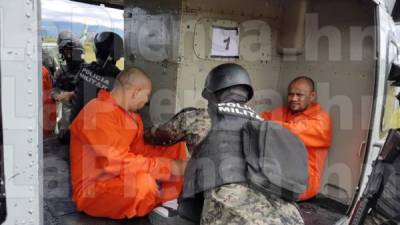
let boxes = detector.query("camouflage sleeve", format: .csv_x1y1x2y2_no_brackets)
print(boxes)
144,107,197,145
50,69,64,99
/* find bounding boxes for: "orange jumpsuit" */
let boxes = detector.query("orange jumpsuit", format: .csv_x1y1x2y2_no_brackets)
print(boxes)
261,103,332,200
42,66,56,137
70,90,187,219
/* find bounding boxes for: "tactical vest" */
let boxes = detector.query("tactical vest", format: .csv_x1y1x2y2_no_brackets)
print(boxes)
71,62,120,120
54,64,81,92
181,102,262,199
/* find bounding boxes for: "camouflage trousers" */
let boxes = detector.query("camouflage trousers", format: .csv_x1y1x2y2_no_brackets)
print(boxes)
201,183,304,225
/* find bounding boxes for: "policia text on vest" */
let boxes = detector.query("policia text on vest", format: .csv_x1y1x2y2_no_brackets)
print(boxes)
217,103,263,121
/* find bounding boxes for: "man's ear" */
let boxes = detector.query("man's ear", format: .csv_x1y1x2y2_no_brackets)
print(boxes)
310,91,317,102
131,88,140,98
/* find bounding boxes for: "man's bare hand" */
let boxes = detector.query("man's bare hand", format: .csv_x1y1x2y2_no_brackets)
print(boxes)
171,159,187,176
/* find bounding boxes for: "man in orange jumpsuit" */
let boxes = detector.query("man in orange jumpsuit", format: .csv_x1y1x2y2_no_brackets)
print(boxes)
42,66,56,137
261,76,332,201
70,67,187,219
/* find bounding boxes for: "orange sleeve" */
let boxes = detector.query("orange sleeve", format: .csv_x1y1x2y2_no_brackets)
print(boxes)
79,113,173,181
278,114,332,149
260,111,272,120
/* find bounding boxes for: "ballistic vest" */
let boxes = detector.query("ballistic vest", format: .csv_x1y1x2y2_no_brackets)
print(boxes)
181,102,262,198
71,62,120,121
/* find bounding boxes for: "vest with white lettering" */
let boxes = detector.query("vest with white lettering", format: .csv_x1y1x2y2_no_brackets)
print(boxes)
71,62,120,121
181,102,262,199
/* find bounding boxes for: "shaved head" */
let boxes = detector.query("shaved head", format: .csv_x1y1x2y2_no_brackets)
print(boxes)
287,76,316,113
111,67,152,112
113,67,151,91
289,76,315,92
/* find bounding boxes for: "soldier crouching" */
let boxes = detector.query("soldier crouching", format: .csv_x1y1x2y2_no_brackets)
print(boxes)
145,63,306,225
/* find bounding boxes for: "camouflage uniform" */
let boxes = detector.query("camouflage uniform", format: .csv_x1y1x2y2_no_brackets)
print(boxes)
145,108,211,154
51,65,80,143
202,183,303,225
145,108,305,225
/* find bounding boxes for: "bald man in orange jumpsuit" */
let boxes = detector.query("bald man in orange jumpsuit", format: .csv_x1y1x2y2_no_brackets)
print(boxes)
261,76,332,201
70,67,187,219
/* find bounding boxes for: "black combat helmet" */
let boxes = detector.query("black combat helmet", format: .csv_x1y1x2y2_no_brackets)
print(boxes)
57,31,84,61
93,31,123,62
202,63,254,101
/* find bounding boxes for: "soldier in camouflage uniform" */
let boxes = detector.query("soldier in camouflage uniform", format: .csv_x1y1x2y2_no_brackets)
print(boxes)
145,63,304,225
51,31,84,143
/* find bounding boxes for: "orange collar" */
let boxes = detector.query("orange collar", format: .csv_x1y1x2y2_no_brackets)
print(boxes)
97,90,141,122
288,103,321,117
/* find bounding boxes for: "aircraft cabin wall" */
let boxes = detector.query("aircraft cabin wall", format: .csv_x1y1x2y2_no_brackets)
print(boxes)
124,0,182,126
124,0,287,126
175,0,283,113
278,0,376,204
124,0,376,206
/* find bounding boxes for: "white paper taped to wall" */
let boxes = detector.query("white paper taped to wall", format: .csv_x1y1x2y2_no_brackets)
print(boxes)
211,26,239,57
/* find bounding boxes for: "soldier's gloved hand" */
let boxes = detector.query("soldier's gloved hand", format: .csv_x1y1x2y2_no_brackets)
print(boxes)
171,159,188,176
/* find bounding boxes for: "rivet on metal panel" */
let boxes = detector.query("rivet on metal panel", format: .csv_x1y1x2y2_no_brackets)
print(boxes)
28,127,33,131
26,0,30,5
7,51,13,55
27,64,32,69
29,198,33,203
28,90,33,95
27,27,32,31
29,186,33,191
28,210,33,215
28,103,33,107
27,40,31,44
28,152,33,157
27,138,33,143
26,13,31,18
27,52,32,57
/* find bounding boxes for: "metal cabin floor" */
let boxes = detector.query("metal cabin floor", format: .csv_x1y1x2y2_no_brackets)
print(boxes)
44,135,347,225
43,136,151,225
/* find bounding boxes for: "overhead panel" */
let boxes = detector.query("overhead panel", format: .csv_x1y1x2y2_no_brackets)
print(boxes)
70,0,124,9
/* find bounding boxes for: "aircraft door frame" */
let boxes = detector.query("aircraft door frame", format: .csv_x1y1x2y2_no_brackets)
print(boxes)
347,4,398,224
0,0,43,224
0,6,6,224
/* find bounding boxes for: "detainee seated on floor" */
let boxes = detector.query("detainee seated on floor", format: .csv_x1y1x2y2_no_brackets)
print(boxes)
145,63,309,225
261,76,332,201
69,67,188,219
